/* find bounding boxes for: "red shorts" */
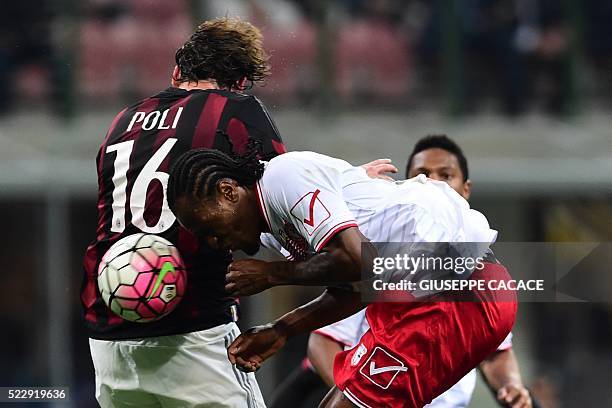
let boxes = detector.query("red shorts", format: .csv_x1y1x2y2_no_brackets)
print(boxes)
333,262,517,408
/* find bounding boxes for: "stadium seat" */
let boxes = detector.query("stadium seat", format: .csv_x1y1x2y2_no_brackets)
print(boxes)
79,0,192,102
256,21,317,104
336,20,412,102
79,19,126,101
130,0,188,23
130,17,192,96
14,65,49,103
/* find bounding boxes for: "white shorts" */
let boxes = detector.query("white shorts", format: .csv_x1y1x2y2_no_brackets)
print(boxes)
89,322,266,408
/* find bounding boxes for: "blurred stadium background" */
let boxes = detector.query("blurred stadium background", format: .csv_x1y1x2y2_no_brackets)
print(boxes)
1,0,612,406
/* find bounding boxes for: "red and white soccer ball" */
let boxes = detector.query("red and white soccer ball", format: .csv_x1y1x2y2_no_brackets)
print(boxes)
98,233,187,323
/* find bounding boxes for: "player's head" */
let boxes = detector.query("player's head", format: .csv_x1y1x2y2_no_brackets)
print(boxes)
406,134,471,199
167,147,265,255
173,17,270,91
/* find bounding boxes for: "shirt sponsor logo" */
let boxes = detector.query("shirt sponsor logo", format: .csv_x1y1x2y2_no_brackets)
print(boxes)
290,189,331,236
359,347,408,389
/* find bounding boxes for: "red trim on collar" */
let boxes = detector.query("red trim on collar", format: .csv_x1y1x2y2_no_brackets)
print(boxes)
254,181,272,233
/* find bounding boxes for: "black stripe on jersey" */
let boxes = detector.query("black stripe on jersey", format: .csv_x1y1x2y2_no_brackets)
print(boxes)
101,107,127,148
213,94,283,159
123,98,170,228
143,92,207,242
99,100,160,241
92,104,146,329
96,98,165,328
251,95,283,140
106,105,138,145
168,92,209,165
213,93,243,154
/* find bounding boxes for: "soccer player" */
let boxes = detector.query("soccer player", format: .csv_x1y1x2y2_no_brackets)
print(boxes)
166,147,518,407
81,18,285,408
407,135,532,407
306,135,533,408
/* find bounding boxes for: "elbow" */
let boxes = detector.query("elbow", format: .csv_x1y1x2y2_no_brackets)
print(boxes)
334,248,363,282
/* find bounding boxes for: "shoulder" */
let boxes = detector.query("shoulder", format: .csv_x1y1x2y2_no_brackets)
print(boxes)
170,89,255,106
258,152,331,200
268,151,352,168
203,91,274,124
235,93,268,109
406,177,468,212
260,152,305,185
100,99,145,147
260,152,354,205
212,90,267,109
264,151,342,177
408,177,496,241
267,151,312,165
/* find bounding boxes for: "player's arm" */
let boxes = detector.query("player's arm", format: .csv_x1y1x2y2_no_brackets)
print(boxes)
225,226,375,296
307,333,344,387
226,154,378,296
227,286,363,372
361,158,398,181
479,348,532,408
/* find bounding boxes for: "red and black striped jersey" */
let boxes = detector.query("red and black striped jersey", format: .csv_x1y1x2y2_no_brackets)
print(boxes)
81,87,286,340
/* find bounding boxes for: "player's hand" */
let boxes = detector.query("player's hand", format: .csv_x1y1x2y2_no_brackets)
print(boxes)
225,259,273,297
227,324,287,372
361,158,398,181
497,383,532,408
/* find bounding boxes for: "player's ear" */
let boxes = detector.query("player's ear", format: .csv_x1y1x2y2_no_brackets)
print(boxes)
217,179,239,203
236,77,247,91
462,179,472,200
171,66,181,87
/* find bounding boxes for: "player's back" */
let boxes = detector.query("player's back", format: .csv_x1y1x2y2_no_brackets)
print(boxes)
262,151,495,245
82,87,285,340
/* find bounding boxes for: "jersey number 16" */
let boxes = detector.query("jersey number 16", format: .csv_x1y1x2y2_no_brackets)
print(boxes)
105,138,177,234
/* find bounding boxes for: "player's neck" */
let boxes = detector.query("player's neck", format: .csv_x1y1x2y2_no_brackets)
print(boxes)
176,80,220,91
247,188,271,234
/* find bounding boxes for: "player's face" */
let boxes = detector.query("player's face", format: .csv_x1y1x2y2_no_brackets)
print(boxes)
407,148,471,200
174,183,263,255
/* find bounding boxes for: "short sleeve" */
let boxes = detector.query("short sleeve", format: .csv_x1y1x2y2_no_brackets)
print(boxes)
497,332,513,350
260,233,283,252
259,233,291,259
263,154,358,252
314,309,367,348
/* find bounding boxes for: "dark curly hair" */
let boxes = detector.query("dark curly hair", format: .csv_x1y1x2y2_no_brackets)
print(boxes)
406,134,469,181
167,144,264,212
174,17,270,90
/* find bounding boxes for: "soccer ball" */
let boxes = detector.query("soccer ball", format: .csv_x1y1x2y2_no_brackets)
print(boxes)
98,233,187,323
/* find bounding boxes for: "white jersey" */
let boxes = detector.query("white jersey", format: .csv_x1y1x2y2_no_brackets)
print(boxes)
315,310,513,408
255,151,497,262
256,152,503,407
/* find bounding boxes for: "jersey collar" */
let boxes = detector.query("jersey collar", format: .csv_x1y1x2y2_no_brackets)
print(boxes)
254,181,272,233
